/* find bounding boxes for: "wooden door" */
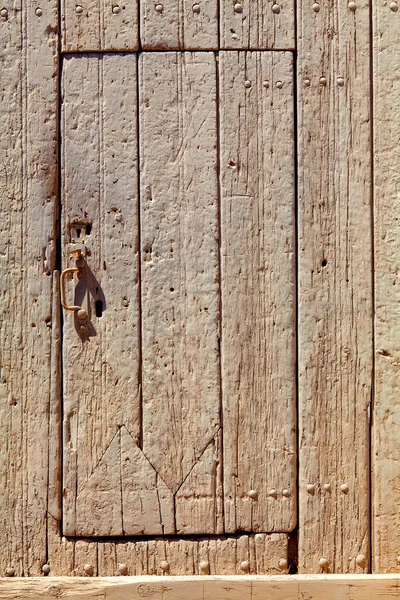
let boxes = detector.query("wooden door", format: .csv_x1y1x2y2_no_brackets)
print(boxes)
2,0,390,582
61,50,297,539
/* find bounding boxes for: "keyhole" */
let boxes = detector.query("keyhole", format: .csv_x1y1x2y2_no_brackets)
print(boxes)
95,299,103,318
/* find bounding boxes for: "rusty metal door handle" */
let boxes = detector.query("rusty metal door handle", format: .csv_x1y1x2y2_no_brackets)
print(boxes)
60,258,87,321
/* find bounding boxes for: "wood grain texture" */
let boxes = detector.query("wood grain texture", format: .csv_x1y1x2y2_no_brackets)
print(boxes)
0,0,58,577
373,0,400,574
20,534,288,576
61,0,138,51
297,0,372,573
220,51,296,533
141,0,217,49
220,0,295,49
1,575,400,600
61,54,171,537
140,52,222,533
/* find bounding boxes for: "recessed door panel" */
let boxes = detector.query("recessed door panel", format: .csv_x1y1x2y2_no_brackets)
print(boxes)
61,51,296,537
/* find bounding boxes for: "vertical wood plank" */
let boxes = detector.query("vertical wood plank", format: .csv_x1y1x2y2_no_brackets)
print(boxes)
62,54,170,537
140,51,221,533
220,51,296,534
220,0,295,49
373,0,400,574
297,0,372,572
140,0,217,50
62,0,138,51
0,0,58,576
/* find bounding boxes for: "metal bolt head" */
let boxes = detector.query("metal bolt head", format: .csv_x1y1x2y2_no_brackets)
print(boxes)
268,488,277,497
234,2,243,11
263,80,270,88
306,484,315,494
42,563,51,574
192,3,200,12
390,1,398,10
83,563,94,576
155,3,164,11
312,2,320,11
278,558,288,570
77,308,87,320
35,7,43,16
282,488,290,497
118,563,128,575
160,560,169,571
5,567,14,577
356,554,365,567
340,482,349,493
271,3,280,13
396,556,400,565
112,4,120,13
199,560,209,573
337,77,345,87
276,80,283,89
304,78,311,86
0,7,8,17
323,482,331,491
348,1,356,9
319,557,329,569
240,560,250,572
248,489,257,499
320,76,327,86
244,80,251,88
75,5,84,13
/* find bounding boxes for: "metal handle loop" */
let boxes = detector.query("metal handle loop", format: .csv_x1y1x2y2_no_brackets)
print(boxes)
60,266,87,320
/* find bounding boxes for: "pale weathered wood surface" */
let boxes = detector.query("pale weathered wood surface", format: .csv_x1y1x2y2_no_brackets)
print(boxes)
140,52,222,534
0,0,58,577
2,575,400,600
141,0,217,49
42,534,288,576
221,0,295,49
61,0,138,51
62,54,171,537
297,0,372,573
373,0,400,574
219,51,296,533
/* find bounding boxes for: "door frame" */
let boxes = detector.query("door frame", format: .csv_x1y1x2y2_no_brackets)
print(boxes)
0,575,398,599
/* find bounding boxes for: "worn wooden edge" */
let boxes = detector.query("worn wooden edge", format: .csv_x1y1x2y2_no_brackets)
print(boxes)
0,575,399,599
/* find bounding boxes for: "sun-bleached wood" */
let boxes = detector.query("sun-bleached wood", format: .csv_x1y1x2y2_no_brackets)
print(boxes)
61,0,138,51
45,534,288,576
61,54,172,537
373,0,400,574
0,0,58,576
141,0,217,49
2,575,400,599
140,52,222,534
297,0,372,573
220,51,296,534
221,0,295,49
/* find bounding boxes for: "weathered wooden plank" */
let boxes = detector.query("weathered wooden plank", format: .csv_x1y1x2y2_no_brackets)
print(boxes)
373,0,400,574
40,535,285,577
1,576,400,600
220,51,296,534
0,0,58,577
140,52,221,533
297,0,372,573
220,0,295,49
62,54,171,536
140,0,217,50
61,0,138,51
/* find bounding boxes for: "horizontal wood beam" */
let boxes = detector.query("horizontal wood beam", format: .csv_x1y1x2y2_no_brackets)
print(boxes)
0,575,400,599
